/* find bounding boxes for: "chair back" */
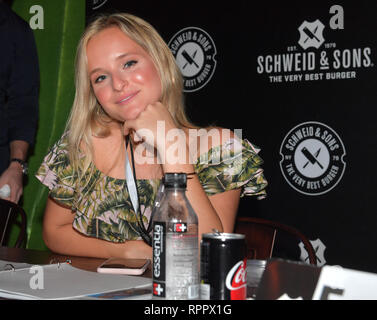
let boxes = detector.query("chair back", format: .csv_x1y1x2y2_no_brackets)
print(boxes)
234,216,317,265
0,199,27,247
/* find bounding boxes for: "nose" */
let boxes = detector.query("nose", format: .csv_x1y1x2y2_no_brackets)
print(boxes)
112,74,128,91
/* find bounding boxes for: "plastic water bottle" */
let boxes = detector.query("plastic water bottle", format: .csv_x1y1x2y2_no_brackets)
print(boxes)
152,172,199,300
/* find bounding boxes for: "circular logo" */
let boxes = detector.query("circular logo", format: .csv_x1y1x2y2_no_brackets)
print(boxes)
279,121,346,196
168,27,217,92
89,0,108,10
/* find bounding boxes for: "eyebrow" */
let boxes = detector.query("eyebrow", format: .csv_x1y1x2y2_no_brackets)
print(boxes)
88,53,131,77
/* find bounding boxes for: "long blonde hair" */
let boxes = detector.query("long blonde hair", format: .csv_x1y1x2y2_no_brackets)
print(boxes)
66,13,195,177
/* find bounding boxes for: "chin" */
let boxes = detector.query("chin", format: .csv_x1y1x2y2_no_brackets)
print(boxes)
126,111,141,120
125,104,147,120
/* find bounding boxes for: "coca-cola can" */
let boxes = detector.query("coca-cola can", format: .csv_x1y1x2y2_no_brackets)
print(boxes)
200,232,247,300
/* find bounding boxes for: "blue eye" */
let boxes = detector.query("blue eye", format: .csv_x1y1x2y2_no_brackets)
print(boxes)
124,60,137,68
95,75,106,83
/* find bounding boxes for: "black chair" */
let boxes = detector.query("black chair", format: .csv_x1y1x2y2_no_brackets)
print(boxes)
0,199,27,247
234,216,317,265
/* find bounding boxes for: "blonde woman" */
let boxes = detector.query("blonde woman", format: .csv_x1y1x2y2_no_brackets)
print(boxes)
36,13,267,259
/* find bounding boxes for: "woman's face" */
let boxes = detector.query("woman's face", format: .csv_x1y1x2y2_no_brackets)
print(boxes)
87,26,162,122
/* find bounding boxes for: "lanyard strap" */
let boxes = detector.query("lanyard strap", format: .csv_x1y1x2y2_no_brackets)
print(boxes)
125,141,139,215
125,136,152,245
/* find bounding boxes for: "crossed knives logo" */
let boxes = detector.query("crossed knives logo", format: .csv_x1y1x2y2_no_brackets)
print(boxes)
298,20,325,50
299,238,326,266
169,27,217,92
280,121,346,196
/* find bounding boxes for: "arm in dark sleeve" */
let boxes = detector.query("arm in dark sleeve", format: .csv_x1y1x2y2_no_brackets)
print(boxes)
7,20,40,146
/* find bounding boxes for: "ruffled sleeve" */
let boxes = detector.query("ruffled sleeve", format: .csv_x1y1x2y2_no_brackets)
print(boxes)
194,138,267,199
35,134,76,208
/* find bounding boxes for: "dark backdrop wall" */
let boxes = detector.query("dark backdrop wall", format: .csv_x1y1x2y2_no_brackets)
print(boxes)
86,0,377,273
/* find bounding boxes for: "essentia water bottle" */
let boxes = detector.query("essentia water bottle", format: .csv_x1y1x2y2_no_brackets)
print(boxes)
152,172,199,300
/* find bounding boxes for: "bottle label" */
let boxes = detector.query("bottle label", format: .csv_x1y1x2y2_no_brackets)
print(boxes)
200,283,211,300
173,222,187,233
152,222,166,297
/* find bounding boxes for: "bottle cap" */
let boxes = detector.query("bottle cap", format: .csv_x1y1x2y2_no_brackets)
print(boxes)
164,173,187,188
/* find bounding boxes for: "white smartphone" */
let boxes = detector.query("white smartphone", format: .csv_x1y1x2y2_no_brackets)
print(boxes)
97,258,150,275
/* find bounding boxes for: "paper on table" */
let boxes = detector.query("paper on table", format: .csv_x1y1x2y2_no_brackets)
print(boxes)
0,261,152,300
312,265,377,300
0,259,34,272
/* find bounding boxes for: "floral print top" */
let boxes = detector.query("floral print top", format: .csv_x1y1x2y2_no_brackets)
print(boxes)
36,134,267,243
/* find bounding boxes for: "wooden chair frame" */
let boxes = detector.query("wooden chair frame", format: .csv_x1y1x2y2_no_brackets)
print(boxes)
235,216,317,265
0,199,27,248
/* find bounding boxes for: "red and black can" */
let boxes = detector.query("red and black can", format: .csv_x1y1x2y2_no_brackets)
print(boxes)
200,233,247,300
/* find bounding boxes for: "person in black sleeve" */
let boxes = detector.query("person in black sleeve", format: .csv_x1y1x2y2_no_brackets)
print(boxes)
0,0,39,203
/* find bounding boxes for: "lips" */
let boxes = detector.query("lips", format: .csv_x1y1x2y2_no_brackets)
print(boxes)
116,90,139,105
